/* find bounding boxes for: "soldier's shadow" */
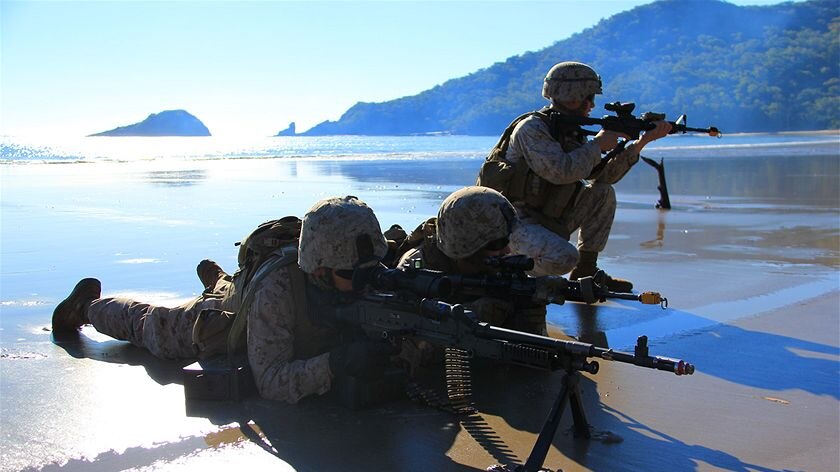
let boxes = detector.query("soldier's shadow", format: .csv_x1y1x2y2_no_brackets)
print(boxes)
467,364,798,472
52,327,188,386
188,389,484,472
50,324,802,472
50,329,480,470
562,301,840,399
182,359,795,472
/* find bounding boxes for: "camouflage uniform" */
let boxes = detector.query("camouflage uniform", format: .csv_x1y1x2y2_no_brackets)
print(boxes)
505,112,641,276
398,187,548,336
87,291,223,360
399,245,548,336
65,195,389,404
86,264,336,404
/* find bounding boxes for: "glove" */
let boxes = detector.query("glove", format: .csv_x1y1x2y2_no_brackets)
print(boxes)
328,340,394,380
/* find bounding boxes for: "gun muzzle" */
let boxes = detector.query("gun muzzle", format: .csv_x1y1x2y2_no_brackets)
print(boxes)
676,360,695,376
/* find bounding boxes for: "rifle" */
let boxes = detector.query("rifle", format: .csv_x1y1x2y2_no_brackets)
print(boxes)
337,267,693,472
554,101,721,139
368,254,668,308
553,101,720,210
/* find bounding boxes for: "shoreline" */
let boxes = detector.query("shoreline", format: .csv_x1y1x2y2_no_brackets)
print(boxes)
1,153,838,472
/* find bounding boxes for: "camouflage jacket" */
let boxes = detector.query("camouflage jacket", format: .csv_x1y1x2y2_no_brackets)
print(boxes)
226,263,338,404
398,245,547,336
505,111,641,219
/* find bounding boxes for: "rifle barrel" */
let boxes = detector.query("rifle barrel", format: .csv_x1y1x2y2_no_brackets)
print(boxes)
593,346,694,375
482,324,693,376
673,124,722,137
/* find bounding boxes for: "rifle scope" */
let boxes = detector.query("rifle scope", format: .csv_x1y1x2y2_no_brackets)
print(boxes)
604,101,636,116
352,265,452,298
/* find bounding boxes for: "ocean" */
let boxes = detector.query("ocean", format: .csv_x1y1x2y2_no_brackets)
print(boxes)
1,130,836,312
1,132,838,164
2,132,838,203
0,132,838,472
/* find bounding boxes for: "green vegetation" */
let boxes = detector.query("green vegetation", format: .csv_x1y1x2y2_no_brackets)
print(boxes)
305,0,839,135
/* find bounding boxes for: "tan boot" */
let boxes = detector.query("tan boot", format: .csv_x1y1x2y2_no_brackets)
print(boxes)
52,278,101,333
196,259,228,290
569,250,633,293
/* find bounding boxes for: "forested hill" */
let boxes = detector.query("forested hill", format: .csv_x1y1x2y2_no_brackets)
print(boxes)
303,0,838,136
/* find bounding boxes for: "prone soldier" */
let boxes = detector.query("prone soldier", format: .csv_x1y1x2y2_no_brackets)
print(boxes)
398,186,550,336
52,195,397,403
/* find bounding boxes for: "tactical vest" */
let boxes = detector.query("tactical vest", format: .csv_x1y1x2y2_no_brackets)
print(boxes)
224,246,338,361
294,278,343,360
480,109,594,234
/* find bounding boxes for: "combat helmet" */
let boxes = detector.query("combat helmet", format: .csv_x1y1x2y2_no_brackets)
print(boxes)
542,61,602,103
436,186,516,260
298,196,388,273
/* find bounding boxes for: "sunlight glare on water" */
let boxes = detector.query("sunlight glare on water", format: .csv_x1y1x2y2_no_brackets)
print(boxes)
0,135,496,163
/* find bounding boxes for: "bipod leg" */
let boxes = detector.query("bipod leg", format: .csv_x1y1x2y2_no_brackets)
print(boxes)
567,372,591,439
519,371,590,472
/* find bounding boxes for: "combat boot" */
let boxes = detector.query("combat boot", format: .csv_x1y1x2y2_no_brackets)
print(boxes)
569,250,633,293
196,259,228,290
52,278,101,333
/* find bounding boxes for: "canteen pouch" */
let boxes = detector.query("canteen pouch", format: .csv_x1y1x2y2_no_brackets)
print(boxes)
476,157,515,194
192,308,236,359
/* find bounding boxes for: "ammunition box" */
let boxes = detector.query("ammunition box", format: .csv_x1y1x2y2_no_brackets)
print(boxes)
183,357,256,403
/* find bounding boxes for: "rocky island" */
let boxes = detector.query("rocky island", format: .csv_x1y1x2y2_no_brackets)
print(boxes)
89,110,211,136
275,122,296,136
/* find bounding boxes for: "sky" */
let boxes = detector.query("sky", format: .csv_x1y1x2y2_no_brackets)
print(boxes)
1,0,798,137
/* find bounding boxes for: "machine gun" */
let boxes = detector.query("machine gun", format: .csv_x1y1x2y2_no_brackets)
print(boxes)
362,254,668,308
338,267,692,472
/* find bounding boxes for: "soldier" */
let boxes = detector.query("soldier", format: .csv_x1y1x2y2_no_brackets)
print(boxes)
399,186,549,336
51,195,394,404
498,61,671,291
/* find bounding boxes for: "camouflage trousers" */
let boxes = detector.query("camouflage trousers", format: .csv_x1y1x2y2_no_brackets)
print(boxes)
86,279,236,360
510,182,616,276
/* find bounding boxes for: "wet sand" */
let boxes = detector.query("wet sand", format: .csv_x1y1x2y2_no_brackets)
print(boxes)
1,155,838,472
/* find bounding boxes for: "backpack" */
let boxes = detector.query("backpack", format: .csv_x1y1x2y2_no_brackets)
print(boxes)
235,216,303,289
386,217,436,268
191,216,303,360
476,110,544,195
476,108,572,199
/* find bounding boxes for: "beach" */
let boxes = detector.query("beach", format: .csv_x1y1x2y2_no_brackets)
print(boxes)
1,138,838,472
